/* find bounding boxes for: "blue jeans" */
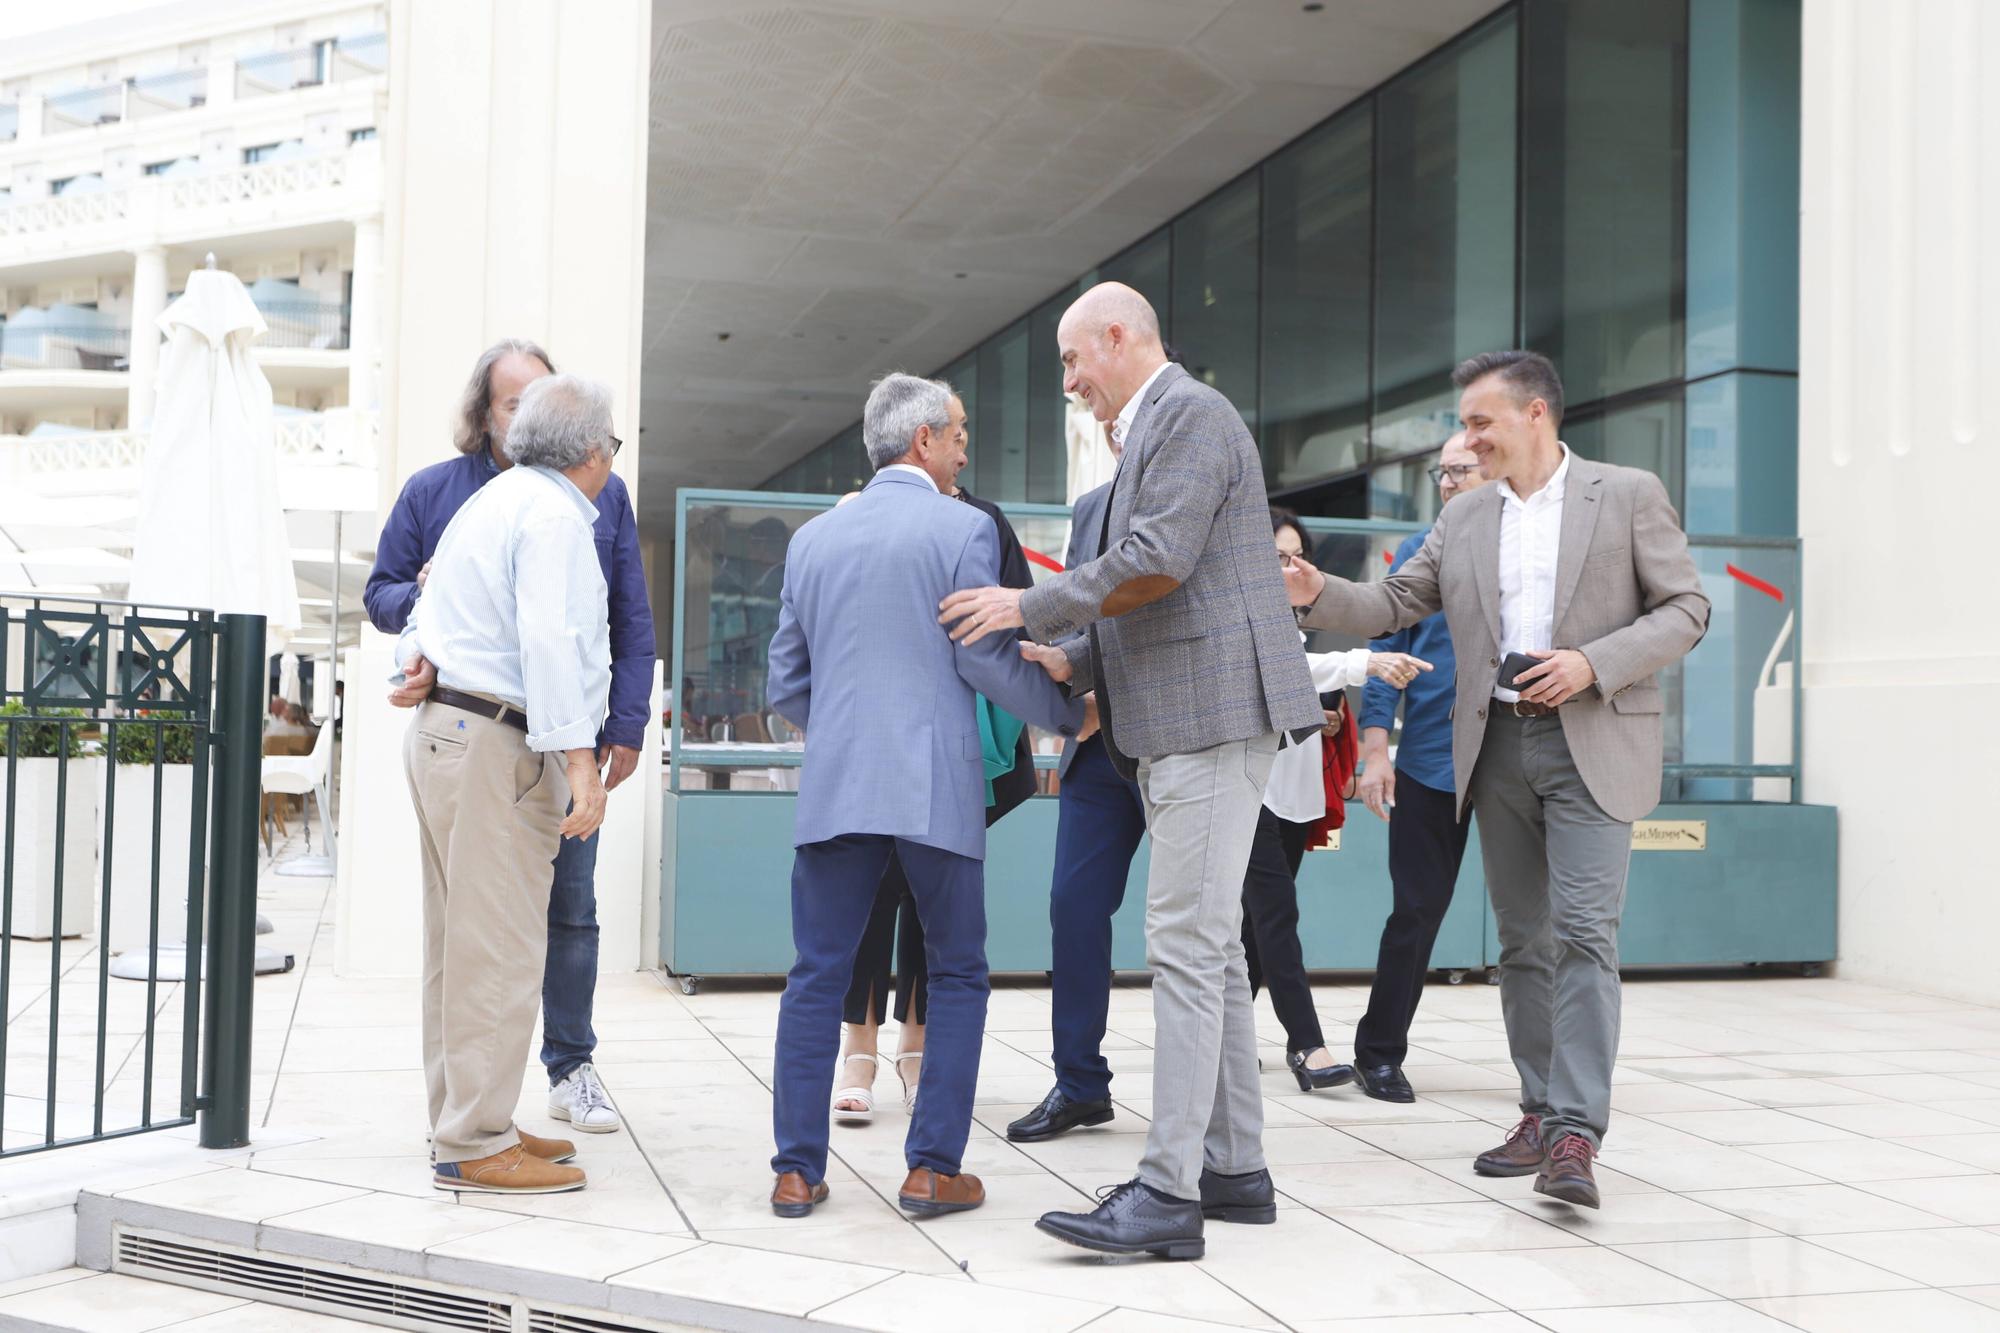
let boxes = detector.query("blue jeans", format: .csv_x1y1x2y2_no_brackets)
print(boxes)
540,829,599,1085
1049,736,1148,1104
772,834,987,1185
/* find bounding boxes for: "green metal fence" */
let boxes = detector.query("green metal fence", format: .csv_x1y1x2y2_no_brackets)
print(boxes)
0,594,265,1156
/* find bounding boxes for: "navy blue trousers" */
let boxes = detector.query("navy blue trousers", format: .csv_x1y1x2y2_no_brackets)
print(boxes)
772,834,987,1185
540,828,599,1085
1048,736,1149,1104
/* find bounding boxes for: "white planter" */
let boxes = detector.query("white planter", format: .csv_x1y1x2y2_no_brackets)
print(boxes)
101,762,202,956
0,755,101,940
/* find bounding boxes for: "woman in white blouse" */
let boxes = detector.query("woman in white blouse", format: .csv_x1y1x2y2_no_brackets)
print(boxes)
1250,511,1430,1091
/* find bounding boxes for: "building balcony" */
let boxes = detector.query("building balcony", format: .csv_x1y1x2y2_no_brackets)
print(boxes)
0,140,380,267
236,33,387,101
0,323,129,371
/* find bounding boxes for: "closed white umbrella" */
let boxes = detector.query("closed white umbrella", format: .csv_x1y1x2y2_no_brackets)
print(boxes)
278,652,303,708
115,260,297,981
126,263,301,642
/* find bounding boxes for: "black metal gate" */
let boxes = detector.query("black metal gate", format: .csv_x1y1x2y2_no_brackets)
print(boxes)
0,594,265,1156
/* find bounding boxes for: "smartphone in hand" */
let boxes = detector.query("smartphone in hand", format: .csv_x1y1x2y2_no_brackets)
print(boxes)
1495,651,1542,693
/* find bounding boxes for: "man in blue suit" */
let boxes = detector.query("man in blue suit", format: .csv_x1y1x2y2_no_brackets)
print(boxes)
765,372,1093,1220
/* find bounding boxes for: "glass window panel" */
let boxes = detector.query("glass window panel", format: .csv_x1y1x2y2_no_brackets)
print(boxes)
1685,370,1796,537
1522,0,1687,404
829,425,869,496
1169,174,1260,430
678,502,818,745
938,353,977,491
1026,287,1078,502
1373,15,1517,458
1564,392,1683,508
1260,106,1372,488
1092,228,1171,329
974,320,1030,502
1368,453,1444,526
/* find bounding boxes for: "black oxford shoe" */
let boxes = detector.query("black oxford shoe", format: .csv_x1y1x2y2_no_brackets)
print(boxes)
1198,1166,1277,1224
1036,1178,1205,1260
1007,1086,1115,1143
1353,1063,1416,1103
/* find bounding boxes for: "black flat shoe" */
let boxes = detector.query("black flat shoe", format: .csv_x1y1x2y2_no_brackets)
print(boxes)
1007,1086,1115,1142
1353,1062,1416,1103
1198,1166,1277,1224
1036,1179,1204,1260
1288,1048,1356,1093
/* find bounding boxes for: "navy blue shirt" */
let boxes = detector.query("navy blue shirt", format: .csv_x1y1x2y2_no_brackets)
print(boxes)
1359,527,1456,793
364,447,657,750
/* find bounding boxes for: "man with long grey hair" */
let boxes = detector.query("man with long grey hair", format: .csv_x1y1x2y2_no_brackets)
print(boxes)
395,373,616,1195
366,339,655,1138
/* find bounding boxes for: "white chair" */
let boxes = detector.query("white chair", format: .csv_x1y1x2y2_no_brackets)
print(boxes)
262,719,336,877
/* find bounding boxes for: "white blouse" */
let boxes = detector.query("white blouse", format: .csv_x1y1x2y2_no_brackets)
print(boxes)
1263,643,1372,825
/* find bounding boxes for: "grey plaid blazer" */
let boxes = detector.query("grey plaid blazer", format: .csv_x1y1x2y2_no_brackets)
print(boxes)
1301,455,1710,823
1021,363,1322,763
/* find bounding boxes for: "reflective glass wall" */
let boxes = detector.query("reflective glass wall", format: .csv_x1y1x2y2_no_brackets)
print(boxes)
763,0,1798,549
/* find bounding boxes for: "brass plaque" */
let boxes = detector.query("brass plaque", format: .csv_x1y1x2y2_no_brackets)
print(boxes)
1307,829,1342,852
1632,820,1707,851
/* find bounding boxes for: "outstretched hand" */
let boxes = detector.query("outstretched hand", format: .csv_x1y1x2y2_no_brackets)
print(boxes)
1281,553,1326,608
1020,641,1072,683
939,586,1026,644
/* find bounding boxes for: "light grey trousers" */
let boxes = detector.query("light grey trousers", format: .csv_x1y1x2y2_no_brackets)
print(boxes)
1470,711,1633,1149
1133,732,1280,1201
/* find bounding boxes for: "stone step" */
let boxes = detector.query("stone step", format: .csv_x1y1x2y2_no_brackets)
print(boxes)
0,1267,382,1330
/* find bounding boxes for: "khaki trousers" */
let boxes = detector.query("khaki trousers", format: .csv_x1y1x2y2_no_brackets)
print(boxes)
404,700,569,1163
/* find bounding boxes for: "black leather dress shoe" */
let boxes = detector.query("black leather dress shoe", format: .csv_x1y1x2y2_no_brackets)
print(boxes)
1353,1063,1415,1103
1287,1048,1357,1093
1036,1179,1205,1260
1198,1166,1276,1224
1007,1087,1115,1142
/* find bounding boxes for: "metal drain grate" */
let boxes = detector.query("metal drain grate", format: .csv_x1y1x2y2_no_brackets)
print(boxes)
116,1230,510,1332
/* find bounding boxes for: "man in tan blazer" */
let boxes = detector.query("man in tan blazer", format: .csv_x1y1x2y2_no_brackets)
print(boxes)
1285,351,1708,1209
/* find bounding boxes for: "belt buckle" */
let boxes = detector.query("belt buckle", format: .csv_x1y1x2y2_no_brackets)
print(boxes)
1512,700,1537,719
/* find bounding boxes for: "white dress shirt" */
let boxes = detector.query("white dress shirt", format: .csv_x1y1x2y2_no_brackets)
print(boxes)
1109,361,1174,450
879,462,940,491
398,465,610,753
1263,642,1373,824
1494,443,1571,703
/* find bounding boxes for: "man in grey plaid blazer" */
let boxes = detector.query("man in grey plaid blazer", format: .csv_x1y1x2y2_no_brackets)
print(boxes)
942,283,1322,1259
1286,350,1709,1210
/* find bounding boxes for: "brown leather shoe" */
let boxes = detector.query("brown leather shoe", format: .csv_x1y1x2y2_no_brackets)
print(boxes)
518,1130,577,1163
434,1143,586,1194
771,1171,830,1218
1534,1133,1600,1209
898,1166,984,1217
1473,1114,1546,1177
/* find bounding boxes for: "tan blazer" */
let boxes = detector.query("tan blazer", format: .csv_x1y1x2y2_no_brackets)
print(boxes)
1302,455,1709,824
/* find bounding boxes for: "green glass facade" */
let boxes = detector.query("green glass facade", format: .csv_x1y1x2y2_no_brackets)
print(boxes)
762,0,1799,550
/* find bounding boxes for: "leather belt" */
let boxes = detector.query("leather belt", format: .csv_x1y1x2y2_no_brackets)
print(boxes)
1507,699,1556,719
429,686,529,733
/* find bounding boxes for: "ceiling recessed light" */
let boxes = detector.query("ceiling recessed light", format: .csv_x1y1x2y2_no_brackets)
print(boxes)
716,332,731,341
1303,1,1325,10
954,272,968,279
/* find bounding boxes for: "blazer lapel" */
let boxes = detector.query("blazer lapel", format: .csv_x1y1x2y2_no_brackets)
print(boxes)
1551,462,1604,632
1468,487,1504,650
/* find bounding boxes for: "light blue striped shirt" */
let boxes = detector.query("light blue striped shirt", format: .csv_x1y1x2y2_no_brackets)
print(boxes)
397,465,609,752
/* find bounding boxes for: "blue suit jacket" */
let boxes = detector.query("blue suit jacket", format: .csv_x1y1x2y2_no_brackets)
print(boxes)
767,469,1086,861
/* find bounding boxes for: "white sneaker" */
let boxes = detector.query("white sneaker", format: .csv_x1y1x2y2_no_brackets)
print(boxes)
549,1062,621,1133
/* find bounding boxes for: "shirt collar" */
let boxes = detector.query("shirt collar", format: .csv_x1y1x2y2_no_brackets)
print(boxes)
879,462,940,492
1498,442,1571,509
1111,361,1173,448
527,465,602,522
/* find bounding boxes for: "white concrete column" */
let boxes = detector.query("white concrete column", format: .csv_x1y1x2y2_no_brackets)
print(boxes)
1798,0,1999,1004
347,214,383,413
345,0,652,977
126,245,169,429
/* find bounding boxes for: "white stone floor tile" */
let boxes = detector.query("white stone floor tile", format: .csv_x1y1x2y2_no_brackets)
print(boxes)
1324,1200,1589,1254
266,1190,523,1250
809,1270,1104,1333
1957,1284,2000,1311
162,1303,388,1331
1858,1175,2000,1226
1740,1288,2000,1332
1506,1189,1778,1246
1748,1136,1989,1180
1528,1304,1799,1332
1290,1317,1548,1333
1420,1245,1716,1310
116,1163,366,1221
1639,1107,1862,1146
700,1220,964,1276
1683,1182,1959,1234
1808,1226,2000,1286
977,1261,1283,1328
425,1215,701,1279
0,1271,248,1332
1890,1133,2000,1171
1616,1234,1924,1299
612,1241,894,1318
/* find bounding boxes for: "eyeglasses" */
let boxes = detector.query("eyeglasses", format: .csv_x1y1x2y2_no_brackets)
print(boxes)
1427,464,1480,484
609,436,623,456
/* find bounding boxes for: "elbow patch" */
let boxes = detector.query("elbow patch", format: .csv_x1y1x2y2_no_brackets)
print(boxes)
1100,574,1180,617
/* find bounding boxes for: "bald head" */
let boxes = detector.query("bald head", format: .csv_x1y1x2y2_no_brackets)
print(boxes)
1057,282,1168,424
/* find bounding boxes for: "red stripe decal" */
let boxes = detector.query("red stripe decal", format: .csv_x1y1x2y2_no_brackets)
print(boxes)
1726,563,1785,601
1024,547,1064,574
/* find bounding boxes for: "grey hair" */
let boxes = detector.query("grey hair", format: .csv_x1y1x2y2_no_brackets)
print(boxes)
503,374,615,470
1452,350,1565,428
453,337,556,455
862,372,955,469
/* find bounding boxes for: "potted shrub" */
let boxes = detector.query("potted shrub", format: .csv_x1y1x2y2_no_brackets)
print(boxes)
101,717,205,957
0,702,100,939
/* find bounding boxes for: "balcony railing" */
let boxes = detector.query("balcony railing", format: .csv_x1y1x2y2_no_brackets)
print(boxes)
0,326,131,371
254,300,350,350
0,102,18,143
0,187,131,239
44,85,124,133
127,69,208,119
163,152,350,210
237,44,332,98
0,410,379,473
